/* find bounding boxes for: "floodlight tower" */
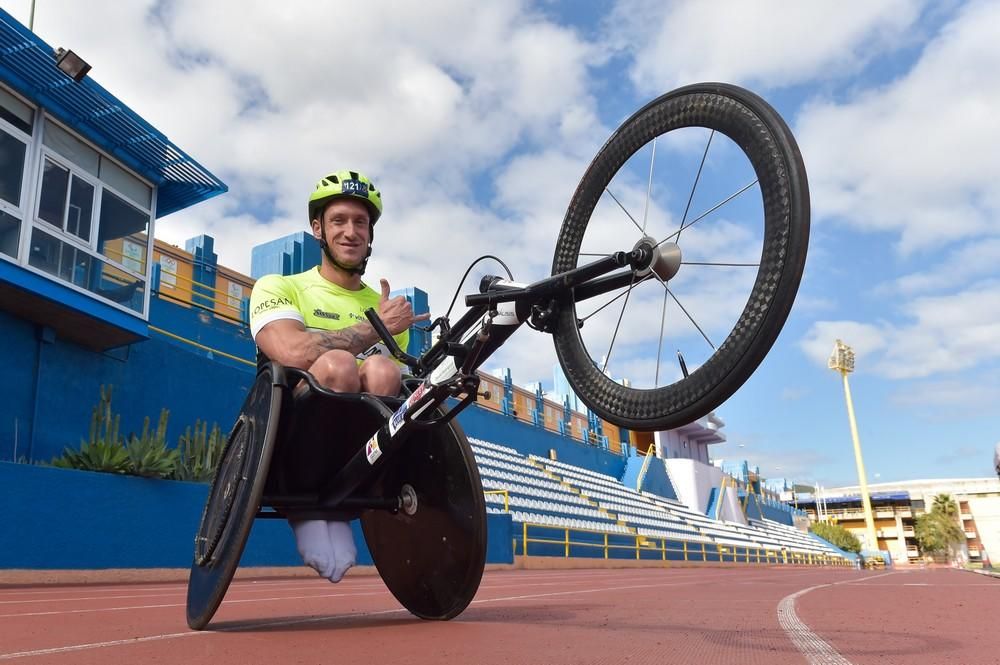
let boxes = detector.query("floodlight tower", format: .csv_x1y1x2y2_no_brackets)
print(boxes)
828,339,878,552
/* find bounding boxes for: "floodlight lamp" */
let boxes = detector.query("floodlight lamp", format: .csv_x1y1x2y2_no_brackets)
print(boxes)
827,339,855,374
54,48,91,83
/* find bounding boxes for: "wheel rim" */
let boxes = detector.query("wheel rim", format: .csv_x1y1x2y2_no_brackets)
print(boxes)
194,415,251,565
553,84,808,430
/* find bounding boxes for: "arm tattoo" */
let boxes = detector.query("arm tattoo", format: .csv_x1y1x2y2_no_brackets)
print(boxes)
308,322,378,358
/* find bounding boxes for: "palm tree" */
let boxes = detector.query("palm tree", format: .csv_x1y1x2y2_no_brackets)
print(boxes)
932,493,959,518
917,493,965,563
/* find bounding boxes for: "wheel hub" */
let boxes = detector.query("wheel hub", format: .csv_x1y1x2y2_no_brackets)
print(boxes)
633,236,681,282
400,483,418,515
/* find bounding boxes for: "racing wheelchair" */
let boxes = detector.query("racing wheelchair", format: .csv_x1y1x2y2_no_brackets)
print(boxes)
186,83,810,629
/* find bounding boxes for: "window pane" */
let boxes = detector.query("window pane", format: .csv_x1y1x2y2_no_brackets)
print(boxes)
28,226,90,285
67,176,94,242
0,130,26,206
29,227,144,313
99,157,151,209
0,87,33,135
38,160,69,226
99,190,149,275
43,120,99,176
29,227,61,276
94,261,145,313
0,209,20,258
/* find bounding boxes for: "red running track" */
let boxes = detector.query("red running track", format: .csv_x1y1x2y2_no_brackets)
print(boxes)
0,567,997,664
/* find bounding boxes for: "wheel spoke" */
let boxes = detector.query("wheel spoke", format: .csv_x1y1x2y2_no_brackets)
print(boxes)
642,137,657,234
605,187,645,235
681,261,759,267
668,287,715,351
579,285,633,322
655,179,758,250
655,286,668,385
649,270,716,351
602,273,638,374
677,130,714,241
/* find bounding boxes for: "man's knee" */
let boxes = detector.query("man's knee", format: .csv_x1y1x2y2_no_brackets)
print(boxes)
310,350,360,392
360,356,401,395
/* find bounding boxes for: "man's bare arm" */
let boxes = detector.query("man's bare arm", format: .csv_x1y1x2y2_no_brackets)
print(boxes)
255,319,380,369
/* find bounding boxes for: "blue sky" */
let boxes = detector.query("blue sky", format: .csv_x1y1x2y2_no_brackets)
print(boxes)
9,1,999,487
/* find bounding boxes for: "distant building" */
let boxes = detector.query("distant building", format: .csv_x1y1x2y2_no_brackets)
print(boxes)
250,231,320,280
794,478,1000,565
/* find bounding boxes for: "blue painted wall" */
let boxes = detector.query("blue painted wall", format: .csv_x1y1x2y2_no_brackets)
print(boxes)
0,462,513,569
621,456,677,498
759,502,796,526
0,303,254,465
456,404,626,479
640,458,677,500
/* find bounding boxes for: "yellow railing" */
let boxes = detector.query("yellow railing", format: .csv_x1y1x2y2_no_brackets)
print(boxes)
147,325,256,367
635,444,655,490
153,264,250,324
484,489,510,513
516,522,851,567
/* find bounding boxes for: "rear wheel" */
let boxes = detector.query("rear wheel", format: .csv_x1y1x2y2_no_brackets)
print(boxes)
186,365,284,630
552,83,809,431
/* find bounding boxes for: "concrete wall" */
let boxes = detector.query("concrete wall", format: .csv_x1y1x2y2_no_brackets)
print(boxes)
969,496,1000,563
663,458,724,515
1,462,513,569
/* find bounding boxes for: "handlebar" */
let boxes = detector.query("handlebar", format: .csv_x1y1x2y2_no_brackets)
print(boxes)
364,308,421,368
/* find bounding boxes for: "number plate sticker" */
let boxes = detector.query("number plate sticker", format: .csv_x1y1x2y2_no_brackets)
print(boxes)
388,382,428,438
365,434,381,465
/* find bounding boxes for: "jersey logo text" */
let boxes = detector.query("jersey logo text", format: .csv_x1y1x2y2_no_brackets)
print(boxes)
252,297,292,316
313,309,341,320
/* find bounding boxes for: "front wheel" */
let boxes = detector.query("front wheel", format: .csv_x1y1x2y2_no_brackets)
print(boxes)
552,83,809,431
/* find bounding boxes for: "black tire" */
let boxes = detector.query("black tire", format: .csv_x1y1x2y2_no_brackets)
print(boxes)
361,409,486,620
186,365,284,630
552,83,809,431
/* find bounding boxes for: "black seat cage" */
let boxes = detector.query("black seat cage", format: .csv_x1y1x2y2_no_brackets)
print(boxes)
256,363,478,521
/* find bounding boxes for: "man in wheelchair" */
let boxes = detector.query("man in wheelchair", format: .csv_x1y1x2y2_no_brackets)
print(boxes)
248,170,429,582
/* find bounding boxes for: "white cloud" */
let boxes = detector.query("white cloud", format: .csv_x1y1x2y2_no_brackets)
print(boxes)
607,0,924,93
802,281,1000,380
797,0,1000,253
880,238,1000,296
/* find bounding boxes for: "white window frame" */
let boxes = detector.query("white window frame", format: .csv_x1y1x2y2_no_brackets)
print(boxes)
13,111,159,319
34,150,101,252
94,180,155,280
0,91,36,263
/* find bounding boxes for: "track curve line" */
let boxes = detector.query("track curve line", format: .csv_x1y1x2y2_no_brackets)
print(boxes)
777,571,896,665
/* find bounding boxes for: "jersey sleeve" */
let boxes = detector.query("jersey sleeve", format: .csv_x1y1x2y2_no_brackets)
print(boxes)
249,274,303,339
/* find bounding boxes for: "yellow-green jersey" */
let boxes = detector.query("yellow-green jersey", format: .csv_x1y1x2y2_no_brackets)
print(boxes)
249,267,408,367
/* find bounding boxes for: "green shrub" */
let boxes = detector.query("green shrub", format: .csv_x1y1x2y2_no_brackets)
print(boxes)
810,520,861,553
126,409,179,478
52,385,225,482
51,386,131,474
171,420,224,483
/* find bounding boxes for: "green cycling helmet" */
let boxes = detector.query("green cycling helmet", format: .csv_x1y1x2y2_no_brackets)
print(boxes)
308,170,383,223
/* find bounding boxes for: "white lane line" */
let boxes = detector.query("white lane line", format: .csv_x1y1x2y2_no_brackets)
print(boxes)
0,578,705,660
777,571,897,665
0,590,394,619
0,573,715,614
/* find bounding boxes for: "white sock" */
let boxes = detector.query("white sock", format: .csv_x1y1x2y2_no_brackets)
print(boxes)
326,521,357,583
289,519,335,579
